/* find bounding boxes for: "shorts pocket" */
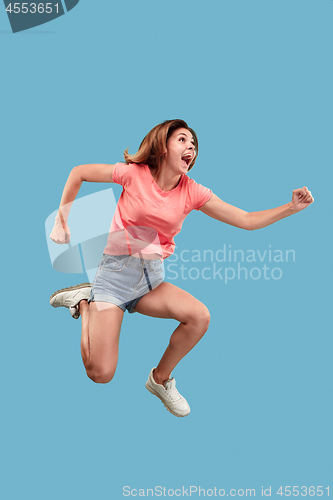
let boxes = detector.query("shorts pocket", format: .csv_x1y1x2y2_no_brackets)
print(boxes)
100,255,127,272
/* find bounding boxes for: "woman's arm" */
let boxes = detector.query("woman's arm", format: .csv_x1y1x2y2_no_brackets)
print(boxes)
50,163,115,244
199,187,314,231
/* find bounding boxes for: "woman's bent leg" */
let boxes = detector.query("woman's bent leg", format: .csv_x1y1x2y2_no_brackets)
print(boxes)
80,300,124,384
133,282,210,384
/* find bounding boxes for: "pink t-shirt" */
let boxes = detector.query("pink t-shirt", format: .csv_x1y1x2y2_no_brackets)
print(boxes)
103,163,212,260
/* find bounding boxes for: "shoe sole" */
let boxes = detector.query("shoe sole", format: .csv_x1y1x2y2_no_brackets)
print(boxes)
49,283,91,302
145,382,190,417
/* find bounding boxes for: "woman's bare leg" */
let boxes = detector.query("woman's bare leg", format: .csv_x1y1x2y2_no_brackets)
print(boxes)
79,300,124,384
133,282,210,385
80,300,91,367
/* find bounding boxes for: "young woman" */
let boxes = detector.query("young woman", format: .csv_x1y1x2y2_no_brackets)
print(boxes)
49,119,314,417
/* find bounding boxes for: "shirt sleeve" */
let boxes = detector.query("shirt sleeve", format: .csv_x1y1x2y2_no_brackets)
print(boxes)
112,162,134,187
187,177,213,211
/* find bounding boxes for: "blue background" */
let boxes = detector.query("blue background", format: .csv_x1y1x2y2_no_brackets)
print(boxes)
1,0,332,498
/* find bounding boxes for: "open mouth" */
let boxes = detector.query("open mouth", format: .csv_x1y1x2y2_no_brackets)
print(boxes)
181,155,192,167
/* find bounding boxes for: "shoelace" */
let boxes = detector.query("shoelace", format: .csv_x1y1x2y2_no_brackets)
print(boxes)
163,382,183,404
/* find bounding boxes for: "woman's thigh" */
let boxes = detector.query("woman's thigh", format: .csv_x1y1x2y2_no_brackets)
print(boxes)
87,301,124,376
132,282,210,325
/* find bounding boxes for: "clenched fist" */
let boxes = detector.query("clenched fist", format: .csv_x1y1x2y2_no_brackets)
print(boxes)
50,220,71,244
291,186,314,212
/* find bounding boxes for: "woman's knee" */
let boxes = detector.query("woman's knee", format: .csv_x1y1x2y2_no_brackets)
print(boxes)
86,364,116,384
190,303,210,332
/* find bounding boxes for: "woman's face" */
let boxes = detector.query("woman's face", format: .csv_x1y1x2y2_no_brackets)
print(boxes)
163,128,196,174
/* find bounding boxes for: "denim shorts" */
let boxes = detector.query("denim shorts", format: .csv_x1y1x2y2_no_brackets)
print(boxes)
88,254,165,313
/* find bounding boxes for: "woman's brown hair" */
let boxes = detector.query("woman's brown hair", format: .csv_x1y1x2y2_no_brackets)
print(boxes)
123,119,198,173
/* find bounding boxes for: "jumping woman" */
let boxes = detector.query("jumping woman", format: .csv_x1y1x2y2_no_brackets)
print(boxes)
49,119,314,417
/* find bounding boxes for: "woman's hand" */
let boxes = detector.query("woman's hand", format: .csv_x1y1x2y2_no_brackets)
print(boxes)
50,219,71,244
291,186,314,212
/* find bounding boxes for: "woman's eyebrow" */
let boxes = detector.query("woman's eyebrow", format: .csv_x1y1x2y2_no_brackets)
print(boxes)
177,132,195,143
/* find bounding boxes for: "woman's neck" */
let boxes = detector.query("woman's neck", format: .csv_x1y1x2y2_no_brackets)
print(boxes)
150,166,182,192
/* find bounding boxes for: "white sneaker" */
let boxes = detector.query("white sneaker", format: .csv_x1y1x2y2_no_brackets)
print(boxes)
145,368,190,417
69,305,80,319
49,283,91,319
